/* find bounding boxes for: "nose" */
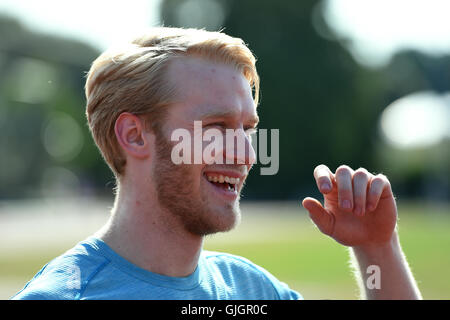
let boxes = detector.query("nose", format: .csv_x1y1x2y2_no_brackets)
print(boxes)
224,128,256,165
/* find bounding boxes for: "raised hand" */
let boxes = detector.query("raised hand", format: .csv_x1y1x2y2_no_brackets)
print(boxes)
302,165,398,248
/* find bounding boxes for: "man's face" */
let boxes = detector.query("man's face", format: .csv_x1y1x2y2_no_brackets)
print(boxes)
152,57,258,236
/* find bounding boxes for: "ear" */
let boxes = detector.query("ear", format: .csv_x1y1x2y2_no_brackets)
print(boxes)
114,112,150,159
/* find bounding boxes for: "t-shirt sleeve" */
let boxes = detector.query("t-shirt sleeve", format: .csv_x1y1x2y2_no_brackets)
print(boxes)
213,252,304,300
12,290,50,300
253,264,304,300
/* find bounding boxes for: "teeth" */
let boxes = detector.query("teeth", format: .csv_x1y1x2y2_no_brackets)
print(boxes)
206,174,240,185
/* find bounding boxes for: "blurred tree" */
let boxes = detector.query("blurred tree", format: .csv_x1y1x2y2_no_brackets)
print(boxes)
375,51,450,202
0,15,114,199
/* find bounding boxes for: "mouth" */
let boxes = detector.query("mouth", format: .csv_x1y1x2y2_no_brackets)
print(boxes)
206,174,239,191
203,172,242,200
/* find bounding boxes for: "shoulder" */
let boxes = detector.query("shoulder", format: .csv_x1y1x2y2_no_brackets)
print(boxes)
201,250,303,300
11,239,110,300
202,250,269,277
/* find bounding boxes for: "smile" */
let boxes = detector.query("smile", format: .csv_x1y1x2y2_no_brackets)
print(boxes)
205,174,240,192
204,172,241,200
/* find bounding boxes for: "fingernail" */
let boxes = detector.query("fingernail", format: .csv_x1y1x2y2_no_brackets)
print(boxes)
321,183,331,192
342,200,352,209
367,204,375,211
354,207,362,216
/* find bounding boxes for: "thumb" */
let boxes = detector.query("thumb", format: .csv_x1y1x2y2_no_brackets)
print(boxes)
302,197,334,236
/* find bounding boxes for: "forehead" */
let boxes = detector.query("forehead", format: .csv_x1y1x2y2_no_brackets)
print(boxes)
166,56,257,121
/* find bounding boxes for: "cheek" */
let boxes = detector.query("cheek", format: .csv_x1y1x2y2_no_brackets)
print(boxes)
202,140,224,165
184,164,206,187
197,164,207,183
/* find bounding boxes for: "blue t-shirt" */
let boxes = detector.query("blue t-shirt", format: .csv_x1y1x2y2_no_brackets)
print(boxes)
11,237,302,300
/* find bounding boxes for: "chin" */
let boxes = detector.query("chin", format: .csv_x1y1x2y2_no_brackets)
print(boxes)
213,202,242,233
190,200,242,236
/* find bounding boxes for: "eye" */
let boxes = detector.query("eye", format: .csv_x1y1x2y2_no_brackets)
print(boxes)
244,127,258,136
204,122,227,130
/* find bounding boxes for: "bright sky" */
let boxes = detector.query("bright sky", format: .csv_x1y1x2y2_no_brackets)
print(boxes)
323,0,450,67
1,0,450,64
0,0,163,51
380,92,450,149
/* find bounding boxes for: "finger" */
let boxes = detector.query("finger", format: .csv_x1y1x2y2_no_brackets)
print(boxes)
352,168,370,217
302,197,334,236
335,165,354,212
313,164,334,194
367,174,391,212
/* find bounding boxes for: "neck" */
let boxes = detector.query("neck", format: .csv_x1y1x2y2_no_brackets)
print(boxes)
95,182,203,277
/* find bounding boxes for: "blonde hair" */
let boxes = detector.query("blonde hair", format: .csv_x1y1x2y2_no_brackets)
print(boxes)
85,27,259,177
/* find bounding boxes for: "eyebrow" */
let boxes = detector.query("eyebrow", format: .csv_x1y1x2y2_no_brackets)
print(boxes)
195,109,260,126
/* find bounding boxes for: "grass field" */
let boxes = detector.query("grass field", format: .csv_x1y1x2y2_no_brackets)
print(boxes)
1,198,449,299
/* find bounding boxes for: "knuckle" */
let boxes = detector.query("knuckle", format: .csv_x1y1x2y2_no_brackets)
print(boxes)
338,184,353,195
372,181,382,191
353,188,365,199
336,164,352,176
375,173,390,184
354,168,369,179
372,175,384,182
314,164,327,174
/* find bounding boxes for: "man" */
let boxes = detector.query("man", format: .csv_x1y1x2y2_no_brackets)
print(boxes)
13,27,421,300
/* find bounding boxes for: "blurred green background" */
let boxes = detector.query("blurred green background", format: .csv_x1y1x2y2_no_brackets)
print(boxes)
0,0,449,299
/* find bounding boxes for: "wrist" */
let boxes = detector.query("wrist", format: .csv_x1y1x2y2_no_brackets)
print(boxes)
352,232,400,261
